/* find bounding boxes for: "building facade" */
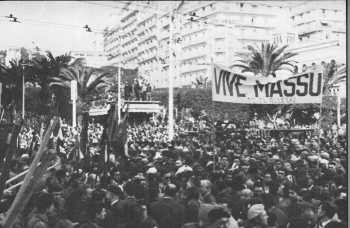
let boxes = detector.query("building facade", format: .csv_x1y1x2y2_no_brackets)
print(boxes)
103,1,345,88
285,1,345,69
70,50,108,68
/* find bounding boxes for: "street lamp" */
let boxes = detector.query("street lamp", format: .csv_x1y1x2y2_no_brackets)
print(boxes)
21,63,32,119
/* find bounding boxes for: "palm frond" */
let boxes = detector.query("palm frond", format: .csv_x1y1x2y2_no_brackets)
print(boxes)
58,68,76,81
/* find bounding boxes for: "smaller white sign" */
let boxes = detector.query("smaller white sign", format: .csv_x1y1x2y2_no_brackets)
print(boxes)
71,80,77,101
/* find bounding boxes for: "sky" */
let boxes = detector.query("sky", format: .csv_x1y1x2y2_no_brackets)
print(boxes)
0,1,124,55
0,1,345,56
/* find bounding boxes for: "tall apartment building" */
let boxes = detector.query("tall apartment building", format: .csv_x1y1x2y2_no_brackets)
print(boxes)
282,1,346,69
104,1,291,88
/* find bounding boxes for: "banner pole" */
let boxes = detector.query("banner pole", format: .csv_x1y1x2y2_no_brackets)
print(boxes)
317,67,325,169
118,66,122,124
317,99,322,169
210,59,217,172
168,10,175,141
337,94,341,127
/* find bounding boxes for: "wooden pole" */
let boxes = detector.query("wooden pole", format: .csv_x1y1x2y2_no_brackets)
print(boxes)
3,117,58,228
118,66,122,124
5,161,59,189
168,10,175,141
22,65,25,119
337,94,341,127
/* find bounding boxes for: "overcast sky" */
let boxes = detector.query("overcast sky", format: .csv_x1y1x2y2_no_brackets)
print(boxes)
0,1,345,56
0,1,122,55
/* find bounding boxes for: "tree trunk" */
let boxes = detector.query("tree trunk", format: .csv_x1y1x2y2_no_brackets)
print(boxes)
39,83,50,114
79,112,89,158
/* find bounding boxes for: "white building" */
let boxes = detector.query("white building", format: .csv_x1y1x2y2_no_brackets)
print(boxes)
103,1,345,88
285,1,346,69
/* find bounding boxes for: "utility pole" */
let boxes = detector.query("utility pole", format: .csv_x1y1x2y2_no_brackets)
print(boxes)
71,80,77,128
117,65,122,124
168,10,175,141
168,1,184,141
21,64,25,119
335,87,341,127
20,63,34,119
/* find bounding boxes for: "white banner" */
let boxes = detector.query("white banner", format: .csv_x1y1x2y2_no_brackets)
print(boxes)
212,64,324,104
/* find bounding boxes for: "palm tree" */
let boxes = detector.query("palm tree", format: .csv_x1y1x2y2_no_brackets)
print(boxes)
29,51,72,113
0,59,30,108
322,62,346,95
50,62,115,156
192,75,208,88
232,43,298,77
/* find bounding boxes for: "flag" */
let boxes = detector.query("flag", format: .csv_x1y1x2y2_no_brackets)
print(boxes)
111,109,129,158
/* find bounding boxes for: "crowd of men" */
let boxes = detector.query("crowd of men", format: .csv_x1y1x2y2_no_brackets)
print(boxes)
124,78,152,101
0,110,347,228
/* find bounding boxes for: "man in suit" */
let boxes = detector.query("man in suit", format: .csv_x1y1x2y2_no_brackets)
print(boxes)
113,181,144,227
149,183,185,228
103,185,124,228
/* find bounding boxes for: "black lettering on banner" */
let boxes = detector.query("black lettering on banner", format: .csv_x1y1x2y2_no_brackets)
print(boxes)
254,80,269,97
283,78,296,97
270,81,283,97
226,73,237,96
214,69,223,94
309,72,322,96
296,73,308,96
221,70,229,95
235,74,246,97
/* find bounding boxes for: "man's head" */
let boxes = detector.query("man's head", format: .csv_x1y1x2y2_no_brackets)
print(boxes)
106,185,123,202
263,173,272,184
164,183,177,198
240,188,254,202
247,204,268,226
207,207,230,228
200,179,212,195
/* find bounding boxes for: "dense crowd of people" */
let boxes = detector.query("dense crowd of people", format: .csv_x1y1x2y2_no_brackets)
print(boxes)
0,110,347,228
124,77,152,101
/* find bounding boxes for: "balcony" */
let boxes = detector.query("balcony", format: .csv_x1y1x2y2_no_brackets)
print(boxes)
180,63,208,74
138,13,155,26
181,51,208,61
181,36,207,48
238,32,271,41
215,2,278,17
181,23,207,36
138,53,157,64
138,32,157,45
158,30,169,40
159,17,169,28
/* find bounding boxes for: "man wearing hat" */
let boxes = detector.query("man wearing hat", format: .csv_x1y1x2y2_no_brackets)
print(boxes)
102,185,124,228
246,204,269,228
206,207,231,228
149,183,185,228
